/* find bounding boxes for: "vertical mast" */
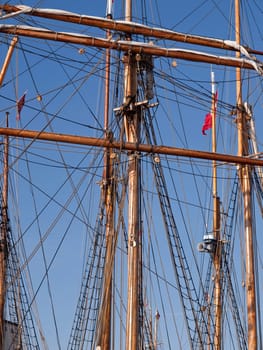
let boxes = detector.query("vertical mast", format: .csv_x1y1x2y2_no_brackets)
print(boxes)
211,72,221,350
96,1,114,349
124,0,141,349
235,1,257,348
0,113,9,347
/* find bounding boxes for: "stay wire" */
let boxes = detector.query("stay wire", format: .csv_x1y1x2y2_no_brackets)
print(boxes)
22,140,62,349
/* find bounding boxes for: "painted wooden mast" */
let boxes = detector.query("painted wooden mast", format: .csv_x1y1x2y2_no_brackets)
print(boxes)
124,1,141,349
235,1,257,349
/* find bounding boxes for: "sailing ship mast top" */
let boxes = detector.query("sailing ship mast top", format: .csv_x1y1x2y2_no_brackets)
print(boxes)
235,1,257,349
0,1,263,349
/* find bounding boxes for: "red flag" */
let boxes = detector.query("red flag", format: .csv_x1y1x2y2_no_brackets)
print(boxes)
202,113,212,135
202,91,218,135
16,93,26,120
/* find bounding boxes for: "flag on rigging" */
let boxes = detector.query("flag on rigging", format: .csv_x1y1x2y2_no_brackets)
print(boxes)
16,92,26,120
202,91,218,135
202,113,212,135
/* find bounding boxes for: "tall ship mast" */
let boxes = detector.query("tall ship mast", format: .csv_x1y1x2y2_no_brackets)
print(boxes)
0,1,263,349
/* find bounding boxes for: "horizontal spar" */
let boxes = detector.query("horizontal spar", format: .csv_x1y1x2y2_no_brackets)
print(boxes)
0,127,263,166
1,4,263,56
0,25,261,71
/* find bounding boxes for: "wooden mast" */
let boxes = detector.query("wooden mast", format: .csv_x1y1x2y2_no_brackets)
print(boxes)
235,1,257,349
124,1,141,349
96,1,114,349
211,72,221,349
